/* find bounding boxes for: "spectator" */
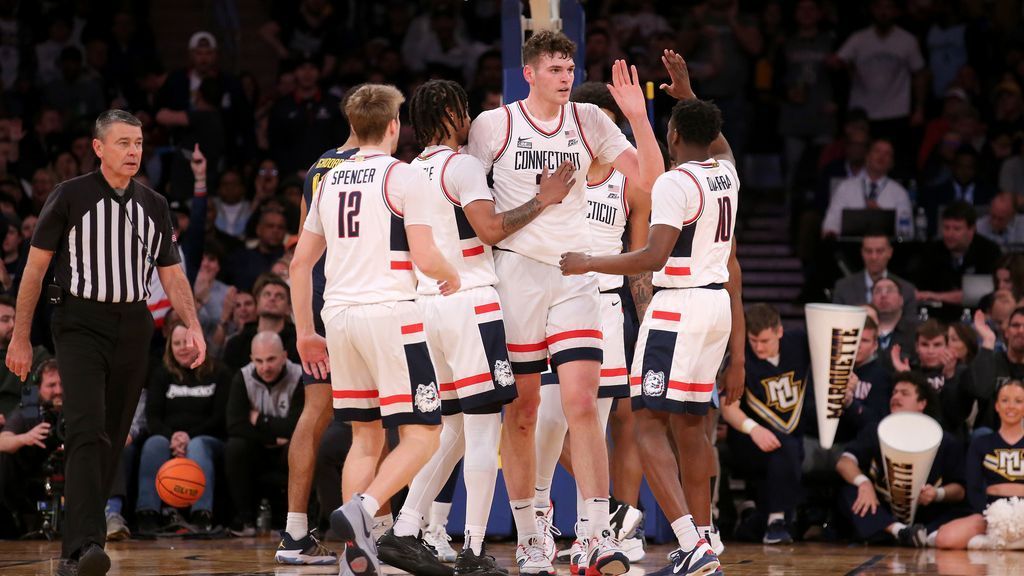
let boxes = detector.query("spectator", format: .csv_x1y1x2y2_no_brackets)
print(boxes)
0,359,62,536
947,323,978,365
401,3,486,83
260,0,340,71
18,107,65,176
225,331,303,535
42,46,107,127
871,277,919,354
822,139,912,238
921,147,996,239
977,192,1024,248
136,322,229,534
925,0,969,97
836,372,967,546
194,245,232,347
155,77,226,201
222,274,298,370
853,317,893,423
990,79,1024,139
29,168,57,214
914,202,1002,306
211,168,252,239
992,253,1024,300
832,234,917,317
212,288,256,355
267,53,344,177
998,133,1024,200
0,296,50,422
252,158,279,210
969,308,1024,432
891,320,972,432
224,209,287,292
834,0,927,175
34,17,75,86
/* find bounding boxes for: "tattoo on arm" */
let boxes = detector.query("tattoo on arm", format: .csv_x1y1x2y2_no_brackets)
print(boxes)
628,271,653,320
500,197,543,236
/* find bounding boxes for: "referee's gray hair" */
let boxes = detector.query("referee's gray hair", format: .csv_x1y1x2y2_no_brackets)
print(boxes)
93,109,142,140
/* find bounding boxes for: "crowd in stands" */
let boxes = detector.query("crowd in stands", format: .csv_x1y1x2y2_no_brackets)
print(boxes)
0,0,1022,547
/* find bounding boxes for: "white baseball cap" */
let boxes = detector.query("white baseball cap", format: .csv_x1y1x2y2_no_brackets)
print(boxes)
189,31,217,50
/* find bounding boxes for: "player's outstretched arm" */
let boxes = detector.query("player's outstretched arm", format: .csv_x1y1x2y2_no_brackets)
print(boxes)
607,59,663,195
463,160,575,245
661,50,736,167
290,230,329,379
407,224,461,295
722,240,745,405
560,223,679,278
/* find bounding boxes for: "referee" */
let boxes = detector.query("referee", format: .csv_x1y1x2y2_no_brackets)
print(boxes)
5,110,206,576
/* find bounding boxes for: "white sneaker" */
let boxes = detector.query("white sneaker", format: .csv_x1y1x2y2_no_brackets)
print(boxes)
423,523,457,563
621,535,645,562
516,536,555,576
701,525,725,556
535,506,560,562
568,538,587,576
587,531,629,576
609,504,643,540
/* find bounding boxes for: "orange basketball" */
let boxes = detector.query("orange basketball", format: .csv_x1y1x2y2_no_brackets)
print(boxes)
156,457,206,508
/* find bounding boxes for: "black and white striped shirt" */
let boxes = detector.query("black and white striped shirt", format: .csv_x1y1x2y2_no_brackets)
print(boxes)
32,171,180,303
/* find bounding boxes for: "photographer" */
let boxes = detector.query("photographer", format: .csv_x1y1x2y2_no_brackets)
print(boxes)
0,295,51,423
0,359,63,536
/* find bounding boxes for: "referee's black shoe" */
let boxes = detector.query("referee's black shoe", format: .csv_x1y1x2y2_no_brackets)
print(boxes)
77,543,111,576
377,529,454,576
455,544,509,576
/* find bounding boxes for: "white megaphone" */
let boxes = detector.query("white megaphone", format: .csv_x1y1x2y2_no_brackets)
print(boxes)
877,412,943,525
805,303,866,449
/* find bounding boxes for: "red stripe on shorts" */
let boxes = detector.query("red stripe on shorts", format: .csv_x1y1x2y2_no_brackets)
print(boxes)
475,302,501,314
600,367,628,377
401,323,424,334
451,372,492,389
333,390,380,399
391,261,413,270
652,310,681,322
546,329,603,345
507,341,547,352
668,381,715,393
462,245,485,257
664,266,691,276
380,394,413,406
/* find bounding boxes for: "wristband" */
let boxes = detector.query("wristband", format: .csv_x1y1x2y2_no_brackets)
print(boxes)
935,487,946,502
853,474,870,487
740,418,758,434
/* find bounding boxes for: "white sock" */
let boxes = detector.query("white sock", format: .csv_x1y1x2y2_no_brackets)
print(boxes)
393,509,424,538
967,534,992,549
430,501,453,529
672,515,701,550
286,512,307,540
887,522,907,538
511,498,538,542
767,512,785,524
465,526,486,555
926,531,937,548
577,516,590,541
463,413,501,534
585,498,611,538
359,494,380,518
534,385,568,509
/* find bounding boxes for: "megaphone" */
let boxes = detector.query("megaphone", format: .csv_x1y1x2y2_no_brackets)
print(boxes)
877,412,943,525
805,303,866,449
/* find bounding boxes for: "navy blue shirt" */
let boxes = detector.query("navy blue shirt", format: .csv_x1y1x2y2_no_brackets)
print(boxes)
302,147,359,301
966,431,1024,512
741,331,810,435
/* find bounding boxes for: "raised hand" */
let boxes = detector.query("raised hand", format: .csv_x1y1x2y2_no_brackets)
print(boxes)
659,49,696,101
190,144,207,182
890,344,911,372
606,59,647,121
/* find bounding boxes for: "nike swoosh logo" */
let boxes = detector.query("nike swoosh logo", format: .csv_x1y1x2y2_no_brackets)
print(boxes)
611,301,620,306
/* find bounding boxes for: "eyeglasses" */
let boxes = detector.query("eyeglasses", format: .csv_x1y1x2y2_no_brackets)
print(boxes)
258,168,279,177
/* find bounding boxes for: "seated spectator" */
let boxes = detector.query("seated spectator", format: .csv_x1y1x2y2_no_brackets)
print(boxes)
223,274,298,369
194,244,231,345
836,372,968,547
721,304,807,545
913,202,1002,306
891,320,972,433
872,278,918,354
224,208,287,292
832,234,917,317
212,288,256,356
947,323,979,366
822,139,912,238
976,192,1024,248
968,308,1024,432
853,317,892,423
992,253,1024,301
0,296,51,424
0,359,62,537
135,322,230,535
921,147,996,239
225,331,303,535
212,168,252,239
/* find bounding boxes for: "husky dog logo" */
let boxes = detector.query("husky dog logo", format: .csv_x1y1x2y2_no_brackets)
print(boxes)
643,370,666,396
494,360,515,387
415,383,441,412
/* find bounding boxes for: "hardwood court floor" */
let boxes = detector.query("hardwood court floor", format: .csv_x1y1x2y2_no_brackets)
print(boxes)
1,538,1023,575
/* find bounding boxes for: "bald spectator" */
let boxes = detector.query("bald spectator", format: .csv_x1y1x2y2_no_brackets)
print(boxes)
823,139,913,238
872,277,919,354
832,234,917,317
225,331,304,536
977,192,1024,247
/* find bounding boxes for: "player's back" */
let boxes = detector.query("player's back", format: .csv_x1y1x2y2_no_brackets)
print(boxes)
585,169,629,292
653,158,740,289
410,146,497,294
311,151,420,308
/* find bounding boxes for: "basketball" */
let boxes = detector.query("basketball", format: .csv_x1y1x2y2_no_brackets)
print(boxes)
156,458,205,508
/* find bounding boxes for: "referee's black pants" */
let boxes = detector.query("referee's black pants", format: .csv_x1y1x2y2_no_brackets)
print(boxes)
52,297,153,558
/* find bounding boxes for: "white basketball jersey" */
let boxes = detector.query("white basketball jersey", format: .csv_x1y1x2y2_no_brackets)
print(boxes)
585,169,628,292
410,146,498,294
651,159,740,289
304,151,436,308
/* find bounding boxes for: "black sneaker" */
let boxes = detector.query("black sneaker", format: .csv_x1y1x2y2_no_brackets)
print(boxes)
275,529,339,565
377,529,454,576
762,520,793,545
455,545,509,576
56,559,78,576
897,524,927,548
191,510,214,533
136,510,162,535
77,543,111,576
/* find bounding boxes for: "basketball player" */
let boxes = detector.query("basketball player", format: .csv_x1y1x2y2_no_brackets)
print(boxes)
466,30,663,576
290,84,459,576
378,79,573,576
560,56,739,575
532,80,653,574
275,118,361,567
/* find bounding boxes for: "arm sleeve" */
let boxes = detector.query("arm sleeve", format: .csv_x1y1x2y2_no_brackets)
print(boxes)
822,183,852,235
31,184,69,251
965,435,988,513
451,155,494,206
465,108,506,173
650,172,695,230
578,104,632,165
396,165,435,227
155,197,182,267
